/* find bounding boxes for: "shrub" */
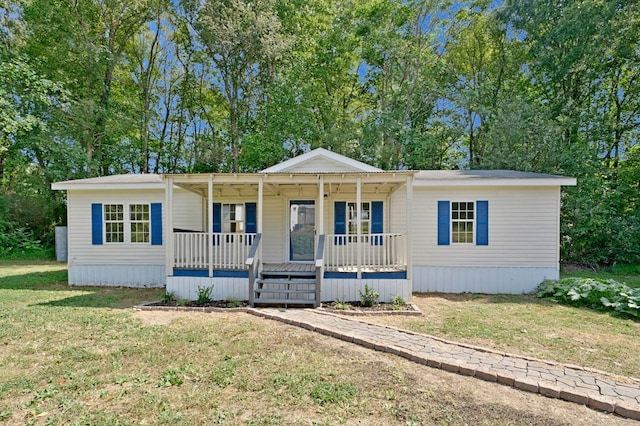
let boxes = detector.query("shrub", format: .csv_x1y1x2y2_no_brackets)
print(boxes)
225,297,241,308
536,277,639,318
163,291,177,303
196,286,214,304
391,295,405,306
333,299,350,310
358,284,379,307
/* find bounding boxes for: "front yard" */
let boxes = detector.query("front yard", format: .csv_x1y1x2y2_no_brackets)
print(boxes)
0,260,637,424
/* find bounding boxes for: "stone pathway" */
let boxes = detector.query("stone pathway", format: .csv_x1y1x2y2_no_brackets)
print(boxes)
249,308,640,420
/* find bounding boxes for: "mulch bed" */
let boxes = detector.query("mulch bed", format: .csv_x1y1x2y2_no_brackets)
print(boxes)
321,301,421,316
148,300,249,308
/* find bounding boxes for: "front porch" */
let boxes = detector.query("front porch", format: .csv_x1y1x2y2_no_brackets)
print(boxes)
163,169,414,306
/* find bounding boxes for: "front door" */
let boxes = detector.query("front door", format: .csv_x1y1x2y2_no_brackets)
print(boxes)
289,200,315,261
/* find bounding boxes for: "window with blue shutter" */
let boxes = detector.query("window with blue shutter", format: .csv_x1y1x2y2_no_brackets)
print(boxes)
334,201,346,245
91,203,103,245
476,200,488,246
371,201,383,245
437,200,450,246
150,203,162,245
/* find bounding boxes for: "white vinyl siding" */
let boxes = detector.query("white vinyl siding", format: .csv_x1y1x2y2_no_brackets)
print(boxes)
410,186,560,267
261,194,285,263
278,156,368,173
67,188,199,265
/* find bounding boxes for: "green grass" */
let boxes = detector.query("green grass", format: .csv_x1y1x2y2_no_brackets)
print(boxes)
4,260,604,425
370,290,640,379
561,264,640,288
0,260,635,424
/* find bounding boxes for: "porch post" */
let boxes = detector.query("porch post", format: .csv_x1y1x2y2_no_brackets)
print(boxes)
165,177,174,277
208,175,213,278
406,175,413,281
258,177,263,233
356,177,362,280
258,177,263,262
318,176,324,235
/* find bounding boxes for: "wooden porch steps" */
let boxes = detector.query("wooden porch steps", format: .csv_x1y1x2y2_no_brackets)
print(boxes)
253,266,317,307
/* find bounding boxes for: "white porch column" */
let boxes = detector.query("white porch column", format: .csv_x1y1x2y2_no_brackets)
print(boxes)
208,175,213,278
258,178,264,233
406,175,413,281
165,177,174,277
356,177,362,280
318,176,324,235
258,177,264,263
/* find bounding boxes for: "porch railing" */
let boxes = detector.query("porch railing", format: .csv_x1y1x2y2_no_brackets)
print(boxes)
324,233,407,272
173,232,257,270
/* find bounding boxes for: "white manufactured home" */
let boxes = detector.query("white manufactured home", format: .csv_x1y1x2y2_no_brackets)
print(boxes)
52,148,576,306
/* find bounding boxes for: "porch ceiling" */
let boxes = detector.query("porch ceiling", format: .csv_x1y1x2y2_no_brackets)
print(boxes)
166,172,413,198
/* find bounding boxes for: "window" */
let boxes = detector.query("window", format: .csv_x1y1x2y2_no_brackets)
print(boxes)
104,204,150,244
451,201,474,244
129,204,150,243
104,204,124,243
222,204,244,233
347,202,370,235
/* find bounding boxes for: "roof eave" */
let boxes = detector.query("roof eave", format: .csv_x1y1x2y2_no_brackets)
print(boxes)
51,183,166,190
413,177,577,187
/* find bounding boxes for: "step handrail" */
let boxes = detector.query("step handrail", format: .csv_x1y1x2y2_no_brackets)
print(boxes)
314,234,325,308
246,233,262,307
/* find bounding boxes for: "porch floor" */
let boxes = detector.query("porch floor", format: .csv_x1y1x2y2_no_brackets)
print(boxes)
263,263,315,273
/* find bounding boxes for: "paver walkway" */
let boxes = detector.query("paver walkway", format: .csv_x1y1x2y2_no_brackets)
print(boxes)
249,308,640,420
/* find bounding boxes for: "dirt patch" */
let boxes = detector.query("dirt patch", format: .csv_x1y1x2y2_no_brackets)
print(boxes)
323,301,417,312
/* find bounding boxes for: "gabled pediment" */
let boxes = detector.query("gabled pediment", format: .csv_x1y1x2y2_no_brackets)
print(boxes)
261,148,382,173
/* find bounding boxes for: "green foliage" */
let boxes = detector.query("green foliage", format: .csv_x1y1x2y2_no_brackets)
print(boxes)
309,381,359,406
536,278,640,318
358,284,380,307
196,285,214,305
1,0,639,268
162,291,177,303
333,299,350,311
210,357,236,388
391,295,405,310
225,297,241,308
158,369,183,387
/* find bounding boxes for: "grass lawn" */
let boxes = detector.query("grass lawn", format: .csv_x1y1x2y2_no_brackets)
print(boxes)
561,264,640,288
0,260,635,425
366,266,640,380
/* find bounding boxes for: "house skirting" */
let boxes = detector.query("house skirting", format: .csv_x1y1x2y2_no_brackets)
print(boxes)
166,276,248,301
68,264,165,287
412,266,558,294
321,279,412,303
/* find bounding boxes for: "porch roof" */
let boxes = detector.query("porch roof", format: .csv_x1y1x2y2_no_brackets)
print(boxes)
163,171,414,197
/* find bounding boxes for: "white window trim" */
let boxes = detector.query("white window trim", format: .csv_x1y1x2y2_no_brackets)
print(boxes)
103,203,151,245
347,201,371,236
222,203,245,234
450,200,475,245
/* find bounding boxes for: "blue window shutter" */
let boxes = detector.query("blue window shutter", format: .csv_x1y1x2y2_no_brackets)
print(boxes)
150,203,163,245
371,201,383,245
91,203,103,245
245,202,257,245
476,200,488,246
212,203,221,245
245,203,257,233
213,203,221,232
334,201,346,245
437,201,450,246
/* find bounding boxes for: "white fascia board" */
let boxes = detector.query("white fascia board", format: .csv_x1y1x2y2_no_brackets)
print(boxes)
262,148,382,173
413,177,577,187
51,182,167,190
